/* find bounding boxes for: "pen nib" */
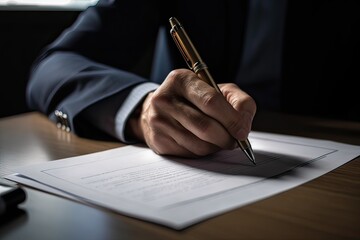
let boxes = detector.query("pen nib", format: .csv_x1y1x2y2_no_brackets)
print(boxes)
243,147,256,165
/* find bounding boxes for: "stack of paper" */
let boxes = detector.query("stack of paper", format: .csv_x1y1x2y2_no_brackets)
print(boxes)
6,132,360,229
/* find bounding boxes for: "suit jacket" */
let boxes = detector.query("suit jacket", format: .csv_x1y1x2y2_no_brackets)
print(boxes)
27,0,359,139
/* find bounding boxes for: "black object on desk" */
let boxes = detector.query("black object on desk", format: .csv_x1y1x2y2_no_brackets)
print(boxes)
0,183,26,216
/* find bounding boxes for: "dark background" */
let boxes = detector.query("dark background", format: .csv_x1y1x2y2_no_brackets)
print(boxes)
0,5,358,122
0,9,80,118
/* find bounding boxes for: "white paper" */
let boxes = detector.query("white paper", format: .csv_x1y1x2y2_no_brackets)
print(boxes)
6,132,360,229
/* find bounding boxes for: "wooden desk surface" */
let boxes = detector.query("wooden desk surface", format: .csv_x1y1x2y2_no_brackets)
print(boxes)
0,111,359,239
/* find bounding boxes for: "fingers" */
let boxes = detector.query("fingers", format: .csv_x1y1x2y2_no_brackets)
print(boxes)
173,102,236,149
138,68,256,158
147,121,221,158
152,70,235,149
140,102,221,157
175,70,256,141
219,83,257,139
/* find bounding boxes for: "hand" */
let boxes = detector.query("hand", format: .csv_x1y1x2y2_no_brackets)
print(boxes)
128,69,256,157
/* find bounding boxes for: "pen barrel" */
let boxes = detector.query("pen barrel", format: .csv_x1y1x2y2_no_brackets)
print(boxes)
196,67,221,93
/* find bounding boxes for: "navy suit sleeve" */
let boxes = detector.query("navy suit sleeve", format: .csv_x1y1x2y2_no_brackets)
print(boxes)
26,0,165,138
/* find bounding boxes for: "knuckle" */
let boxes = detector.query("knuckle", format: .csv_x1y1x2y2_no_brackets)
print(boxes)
169,69,197,88
226,83,238,89
146,112,165,130
201,89,220,108
166,69,188,85
237,94,257,114
243,95,257,110
167,69,183,79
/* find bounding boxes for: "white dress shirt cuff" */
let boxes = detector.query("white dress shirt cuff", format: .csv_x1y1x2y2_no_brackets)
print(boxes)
115,82,159,143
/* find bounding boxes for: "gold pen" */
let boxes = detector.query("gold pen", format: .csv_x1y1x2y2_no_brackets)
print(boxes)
169,17,256,165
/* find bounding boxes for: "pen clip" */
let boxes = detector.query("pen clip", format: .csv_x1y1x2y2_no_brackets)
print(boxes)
170,28,193,70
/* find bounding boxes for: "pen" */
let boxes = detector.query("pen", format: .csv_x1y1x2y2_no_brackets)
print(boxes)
169,17,256,165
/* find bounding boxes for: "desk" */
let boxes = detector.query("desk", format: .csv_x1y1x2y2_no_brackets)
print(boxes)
0,112,359,239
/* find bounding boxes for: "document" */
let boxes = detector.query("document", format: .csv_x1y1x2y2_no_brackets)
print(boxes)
6,132,360,229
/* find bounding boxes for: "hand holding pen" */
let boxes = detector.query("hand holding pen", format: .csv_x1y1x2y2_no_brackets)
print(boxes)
127,18,256,161
169,17,256,164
